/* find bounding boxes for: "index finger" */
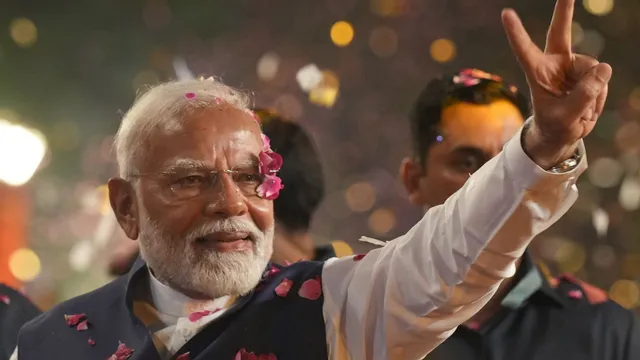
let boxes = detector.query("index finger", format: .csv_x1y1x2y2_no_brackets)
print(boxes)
545,0,575,54
501,9,543,78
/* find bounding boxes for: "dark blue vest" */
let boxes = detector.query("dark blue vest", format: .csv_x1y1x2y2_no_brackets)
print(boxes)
18,259,329,360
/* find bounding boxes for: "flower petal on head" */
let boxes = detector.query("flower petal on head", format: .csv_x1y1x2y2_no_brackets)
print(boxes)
256,175,283,200
185,92,196,100
259,151,283,175
261,134,271,151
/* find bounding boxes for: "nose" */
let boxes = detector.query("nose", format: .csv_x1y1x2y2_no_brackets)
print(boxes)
203,173,249,218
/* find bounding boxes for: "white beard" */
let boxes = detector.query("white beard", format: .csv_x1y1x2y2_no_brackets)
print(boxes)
137,209,273,299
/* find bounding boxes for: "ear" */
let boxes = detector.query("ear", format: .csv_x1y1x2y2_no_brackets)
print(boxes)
108,177,140,240
399,157,427,206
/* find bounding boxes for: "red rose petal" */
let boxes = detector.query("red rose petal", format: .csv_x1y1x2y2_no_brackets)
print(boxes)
176,352,191,360
64,313,86,326
107,341,134,360
261,134,271,151
0,295,9,305
353,254,366,261
88,338,96,346
298,277,322,300
188,308,221,322
568,289,583,299
185,92,196,99
275,278,293,297
76,319,89,331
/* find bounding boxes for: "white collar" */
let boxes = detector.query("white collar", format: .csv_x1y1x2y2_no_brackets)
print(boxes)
147,270,230,318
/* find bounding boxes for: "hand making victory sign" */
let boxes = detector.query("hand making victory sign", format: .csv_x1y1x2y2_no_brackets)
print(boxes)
502,0,612,169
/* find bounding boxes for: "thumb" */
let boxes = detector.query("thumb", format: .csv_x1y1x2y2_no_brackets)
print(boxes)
564,63,612,118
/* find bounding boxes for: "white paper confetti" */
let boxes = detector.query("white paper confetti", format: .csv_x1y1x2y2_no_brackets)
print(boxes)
591,207,609,238
172,56,195,81
296,64,323,92
358,236,388,247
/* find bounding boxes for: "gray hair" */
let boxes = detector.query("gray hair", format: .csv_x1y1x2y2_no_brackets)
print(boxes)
114,78,252,178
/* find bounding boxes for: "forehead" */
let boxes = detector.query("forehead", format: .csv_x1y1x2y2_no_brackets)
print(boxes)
142,106,262,171
437,100,525,151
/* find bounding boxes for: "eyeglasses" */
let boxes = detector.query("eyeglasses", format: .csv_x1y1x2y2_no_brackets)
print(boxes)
130,168,265,201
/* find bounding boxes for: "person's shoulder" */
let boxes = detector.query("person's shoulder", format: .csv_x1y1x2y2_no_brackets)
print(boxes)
552,274,637,323
20,277,127,334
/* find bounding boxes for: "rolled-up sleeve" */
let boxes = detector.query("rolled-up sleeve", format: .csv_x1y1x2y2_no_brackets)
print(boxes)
321,122,587,360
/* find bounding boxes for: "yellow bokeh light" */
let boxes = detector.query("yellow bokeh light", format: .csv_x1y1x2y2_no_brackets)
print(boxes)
10,18,38,48
330,21,355,47
628,87,640,111
554,241,586,273
345,182,376,212
9,248,41,282
132,70,160,93
370,0,407,17
430,38,456,63
309,71,340,108
583,0,614,16
609,280,640,309
368,208,396,235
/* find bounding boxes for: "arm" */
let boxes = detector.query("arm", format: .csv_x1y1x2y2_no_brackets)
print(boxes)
321,123,587,360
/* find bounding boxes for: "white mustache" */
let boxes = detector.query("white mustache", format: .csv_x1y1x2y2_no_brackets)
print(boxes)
185,218,262,242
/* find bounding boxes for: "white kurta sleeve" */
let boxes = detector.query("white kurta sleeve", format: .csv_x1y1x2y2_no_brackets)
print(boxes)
321,122,587,360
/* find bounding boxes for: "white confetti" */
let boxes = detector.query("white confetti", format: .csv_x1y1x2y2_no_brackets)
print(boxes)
619,176,640,211
296,64,323,93
592,207,609,238
358,236,388,247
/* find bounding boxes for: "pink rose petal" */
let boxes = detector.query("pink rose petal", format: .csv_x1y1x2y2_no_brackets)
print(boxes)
88,338,96,346
259,151,283,175
261,134,271,151
188,308,221,322
275,278,293,297
214,97,222,105
76,319,89,331
353,254,366,261
298,276,322,300
568,289,583,299
185,92,196,99
64,313,86,326
256,175,283,200
107,341,134,360
0,295,9,305
283,260,291,266
176,352,191,360
466,322,480,330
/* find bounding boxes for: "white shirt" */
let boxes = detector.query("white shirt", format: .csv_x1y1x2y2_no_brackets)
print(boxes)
12,123,586,360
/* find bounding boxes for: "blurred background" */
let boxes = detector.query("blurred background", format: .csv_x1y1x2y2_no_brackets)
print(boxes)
1,0,639,314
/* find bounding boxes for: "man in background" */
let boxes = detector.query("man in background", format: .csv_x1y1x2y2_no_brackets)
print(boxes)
107,108,353,275
400,68,640,359
0,284,40,360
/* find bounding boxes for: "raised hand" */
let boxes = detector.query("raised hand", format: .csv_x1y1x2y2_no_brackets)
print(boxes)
501,0,612,169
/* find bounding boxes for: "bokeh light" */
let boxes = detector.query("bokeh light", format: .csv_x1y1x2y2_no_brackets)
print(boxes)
370,0,407,17
430,38,456,63
554,240,587,273
628,87,640,111
10,18,38,48
309,71,340,108
583,0,615,16
609,280,640,309
345,182,376,212
330,21,355,47
368,208,396,235
9,248,42,282
587,157,623,188
571,22,585,47
257,52,281,81
369,26,398,58
0,120,47,186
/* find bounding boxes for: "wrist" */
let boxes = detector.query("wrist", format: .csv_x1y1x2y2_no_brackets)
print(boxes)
522,122,580,170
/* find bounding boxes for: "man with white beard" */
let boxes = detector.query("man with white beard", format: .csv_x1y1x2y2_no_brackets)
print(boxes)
14,1,613,358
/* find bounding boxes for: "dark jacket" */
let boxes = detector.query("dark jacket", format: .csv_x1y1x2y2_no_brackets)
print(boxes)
0,284,40,360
